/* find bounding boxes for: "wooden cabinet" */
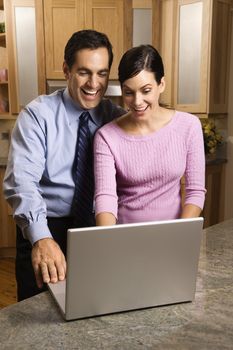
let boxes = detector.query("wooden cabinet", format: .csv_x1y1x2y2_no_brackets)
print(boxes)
43,0,81,80
208,0,232,114
0,0,39,115
202,162,226,228
0,0,8,118
0,167,16,257
174,0,211,115
181,162,226,228
43,0,132,80
158,0,177,108
156,0,232,115
0,0,17,119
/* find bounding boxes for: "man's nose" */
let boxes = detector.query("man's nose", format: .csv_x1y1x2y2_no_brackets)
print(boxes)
88,75,99,89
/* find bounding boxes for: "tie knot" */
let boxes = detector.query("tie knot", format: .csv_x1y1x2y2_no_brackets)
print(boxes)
79,111,90,125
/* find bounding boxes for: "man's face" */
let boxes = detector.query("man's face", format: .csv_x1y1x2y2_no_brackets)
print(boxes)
63,47,110,109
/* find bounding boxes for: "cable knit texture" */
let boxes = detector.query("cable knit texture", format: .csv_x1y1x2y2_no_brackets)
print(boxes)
94,111,206,223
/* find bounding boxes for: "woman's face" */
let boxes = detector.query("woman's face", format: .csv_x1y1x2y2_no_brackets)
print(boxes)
122,70,165,120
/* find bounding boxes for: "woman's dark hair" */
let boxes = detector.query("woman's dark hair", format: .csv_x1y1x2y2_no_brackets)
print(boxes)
64,29,113,69
118,45,164,85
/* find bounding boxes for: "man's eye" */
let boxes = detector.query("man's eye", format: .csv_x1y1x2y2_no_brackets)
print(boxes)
78,71,88,76
98,72,108,77
143,89,151,94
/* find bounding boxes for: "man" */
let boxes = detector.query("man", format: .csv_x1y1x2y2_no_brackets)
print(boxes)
3,30,125,301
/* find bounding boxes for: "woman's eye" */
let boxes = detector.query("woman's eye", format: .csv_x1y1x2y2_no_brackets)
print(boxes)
124,91,133,96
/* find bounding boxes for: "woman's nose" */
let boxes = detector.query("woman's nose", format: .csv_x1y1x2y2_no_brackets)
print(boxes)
134,93,143,106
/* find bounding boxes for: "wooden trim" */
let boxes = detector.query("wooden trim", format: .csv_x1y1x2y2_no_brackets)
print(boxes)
0,114,17,120
123,0,133,52
9,0,34,5
4,0,20,114
152,0,160,49
35,0,46,94
132,0,152,8
158,0,177,108
208,0,233,113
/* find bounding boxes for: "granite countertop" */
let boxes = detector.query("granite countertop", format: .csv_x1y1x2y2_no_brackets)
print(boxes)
0,219,233,349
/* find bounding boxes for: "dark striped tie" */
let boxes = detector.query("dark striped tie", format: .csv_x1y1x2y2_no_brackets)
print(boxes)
72,111,95,227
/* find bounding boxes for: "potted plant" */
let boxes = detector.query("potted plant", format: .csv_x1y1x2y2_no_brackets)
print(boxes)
202,120,223,155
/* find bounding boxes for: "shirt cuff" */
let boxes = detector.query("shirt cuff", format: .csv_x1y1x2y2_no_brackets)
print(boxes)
95,194,118,219
23,221,53,245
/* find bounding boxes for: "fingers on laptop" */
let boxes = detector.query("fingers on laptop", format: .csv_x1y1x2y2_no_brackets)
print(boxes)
32,238,66,287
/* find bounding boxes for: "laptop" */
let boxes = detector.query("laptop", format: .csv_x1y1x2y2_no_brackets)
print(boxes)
48,217,203,321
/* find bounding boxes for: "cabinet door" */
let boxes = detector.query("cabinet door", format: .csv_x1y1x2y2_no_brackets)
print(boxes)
158,0,177,108
1,0,19,115
174,0,211,114
0,168,16,257
202,163,225,228
208,0,232,114
44,0,84,79
85,0,127,79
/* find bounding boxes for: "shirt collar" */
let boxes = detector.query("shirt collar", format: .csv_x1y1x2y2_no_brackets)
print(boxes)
63,87,102,126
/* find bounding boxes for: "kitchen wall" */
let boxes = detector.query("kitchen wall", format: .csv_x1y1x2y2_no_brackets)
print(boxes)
224,14,233,220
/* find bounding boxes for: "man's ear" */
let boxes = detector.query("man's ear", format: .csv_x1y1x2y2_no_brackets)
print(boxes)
63,61,70,80
159,77,166,93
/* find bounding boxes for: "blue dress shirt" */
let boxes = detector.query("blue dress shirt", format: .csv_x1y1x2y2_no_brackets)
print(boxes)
3,88,125,244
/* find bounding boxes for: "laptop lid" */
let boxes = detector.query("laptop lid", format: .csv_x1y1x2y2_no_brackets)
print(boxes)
50,217,203,320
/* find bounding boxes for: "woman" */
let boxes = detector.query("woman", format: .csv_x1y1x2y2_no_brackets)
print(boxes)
94,45,206,226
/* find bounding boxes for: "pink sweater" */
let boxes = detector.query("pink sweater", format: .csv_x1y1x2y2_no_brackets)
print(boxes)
94,111,206,223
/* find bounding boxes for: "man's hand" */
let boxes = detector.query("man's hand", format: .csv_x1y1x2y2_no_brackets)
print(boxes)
31,238,66,288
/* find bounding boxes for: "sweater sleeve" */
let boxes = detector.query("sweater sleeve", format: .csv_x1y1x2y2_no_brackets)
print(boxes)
93,129,118,219
184,117,206,209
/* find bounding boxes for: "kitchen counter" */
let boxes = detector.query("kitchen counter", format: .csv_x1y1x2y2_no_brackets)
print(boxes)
0,219,233,349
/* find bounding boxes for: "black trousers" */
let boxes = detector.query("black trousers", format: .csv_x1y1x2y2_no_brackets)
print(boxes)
16,217,74,301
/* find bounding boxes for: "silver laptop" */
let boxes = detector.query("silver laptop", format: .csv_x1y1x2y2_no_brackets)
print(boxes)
48,217,203,321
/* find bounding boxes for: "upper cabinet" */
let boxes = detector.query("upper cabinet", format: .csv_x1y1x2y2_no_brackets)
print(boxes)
158,0,177,109
0,0,14,118
208,0,232,114
158,0,233,116
0,0,39,115
43,0,132,80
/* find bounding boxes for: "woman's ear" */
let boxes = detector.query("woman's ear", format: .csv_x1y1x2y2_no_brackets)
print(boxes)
63,61,70,80
159,77,166,93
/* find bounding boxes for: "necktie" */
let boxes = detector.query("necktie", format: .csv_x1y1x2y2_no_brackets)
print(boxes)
71,111,95,227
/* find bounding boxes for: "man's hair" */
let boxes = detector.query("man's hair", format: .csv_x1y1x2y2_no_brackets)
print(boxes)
64,29,113,69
